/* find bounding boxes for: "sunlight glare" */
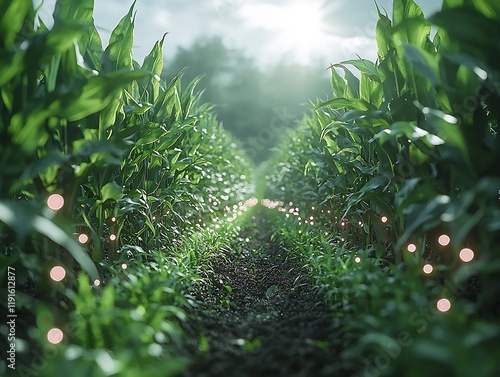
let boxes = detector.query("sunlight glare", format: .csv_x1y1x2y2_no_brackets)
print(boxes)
239,1,329,62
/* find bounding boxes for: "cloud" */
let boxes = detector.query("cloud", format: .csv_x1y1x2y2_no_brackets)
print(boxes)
36,0,443,65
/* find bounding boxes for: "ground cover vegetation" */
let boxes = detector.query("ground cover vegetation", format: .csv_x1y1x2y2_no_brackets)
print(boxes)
1,0,499,376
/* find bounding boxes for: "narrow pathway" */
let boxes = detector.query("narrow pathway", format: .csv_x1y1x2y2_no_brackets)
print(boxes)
179,214,345,376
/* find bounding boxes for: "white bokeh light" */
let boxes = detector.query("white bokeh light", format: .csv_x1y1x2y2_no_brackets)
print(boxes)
438,234,450,246
459,248,474,262
47,328,64,344
437,298,451,312
47,194,64,211
50,266,66,282
423,264,433,274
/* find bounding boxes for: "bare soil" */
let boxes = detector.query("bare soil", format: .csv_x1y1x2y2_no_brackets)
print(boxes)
179,214,348,377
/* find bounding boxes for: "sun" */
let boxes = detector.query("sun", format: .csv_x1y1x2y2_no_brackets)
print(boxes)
239,1,332,63
274,3,325,45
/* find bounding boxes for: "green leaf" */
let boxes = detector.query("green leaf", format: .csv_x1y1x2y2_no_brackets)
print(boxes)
0,0,32,47
403,44,441,85
73,139,125,165
155,69,184,120
265,285,278,299
9,70,148,153
13,151,69,191
393,0,426,26
78,25,103,71
340,59,382,82
374,121,445,146
101,181,123,202
329,65,348,98
375,4,393,58
334,64,360,99
171,157,192,172
142,34,166,102
317,98,373,111
53,0,94,27
393,17,432,50
0,48,25,87
100,285,116,311
124,89,153,114
34,217,99,280
346,176,390,211
430,8,500,67
101,1,135,72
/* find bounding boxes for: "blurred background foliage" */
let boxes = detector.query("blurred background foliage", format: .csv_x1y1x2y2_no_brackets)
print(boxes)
163,36,331,163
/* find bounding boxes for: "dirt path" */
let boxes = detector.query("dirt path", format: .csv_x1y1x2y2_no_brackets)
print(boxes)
179,214,345,377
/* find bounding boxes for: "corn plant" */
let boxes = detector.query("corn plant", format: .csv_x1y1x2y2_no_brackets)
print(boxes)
267,0,500,375
0,0,254,374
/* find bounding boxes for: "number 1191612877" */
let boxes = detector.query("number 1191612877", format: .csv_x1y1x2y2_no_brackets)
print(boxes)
7,266,16,370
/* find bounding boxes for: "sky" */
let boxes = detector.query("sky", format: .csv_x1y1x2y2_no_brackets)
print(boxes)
36,0,443,67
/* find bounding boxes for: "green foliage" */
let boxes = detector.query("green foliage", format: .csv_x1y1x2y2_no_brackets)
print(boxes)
267,0,500,376
3,0,500,375
0,0,253,375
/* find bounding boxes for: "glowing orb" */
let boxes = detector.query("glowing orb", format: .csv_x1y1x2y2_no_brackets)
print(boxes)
438,234,450,246
437,298,451,312
459,248,474,262
423,264,433,274
47,328,64,344
47,194,64,211
50,266,66,282
78,234,89,244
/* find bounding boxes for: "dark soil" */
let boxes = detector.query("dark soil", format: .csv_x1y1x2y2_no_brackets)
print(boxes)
179,215,346,377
